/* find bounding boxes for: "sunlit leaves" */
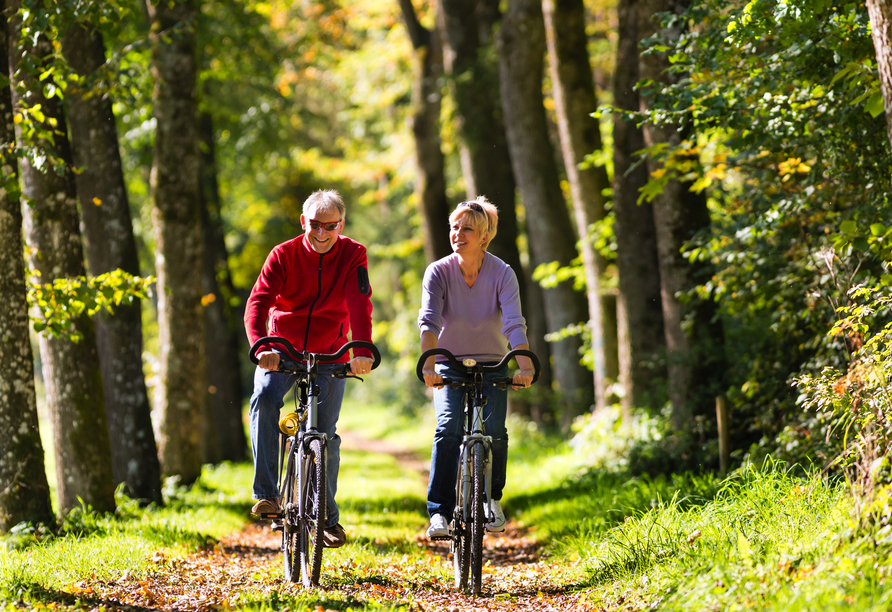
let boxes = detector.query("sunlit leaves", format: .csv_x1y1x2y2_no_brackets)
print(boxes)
27,270,155,342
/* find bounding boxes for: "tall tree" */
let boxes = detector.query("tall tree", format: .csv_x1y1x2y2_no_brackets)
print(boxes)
439,0,556,424
0,2,53,530
542,0,619,410
612,0,665,412
867,0,892,150
9,4,115,514
198,109,246,463
499,0,595,423
638,0,725,428
147,0,205,484
398,0,451,262
61,19,162,504
437,0,524,278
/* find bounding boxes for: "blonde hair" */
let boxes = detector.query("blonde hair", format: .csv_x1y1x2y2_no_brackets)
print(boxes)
448,196,499,251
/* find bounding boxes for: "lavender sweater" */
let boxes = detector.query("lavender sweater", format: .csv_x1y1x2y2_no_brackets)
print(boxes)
418,252,529,362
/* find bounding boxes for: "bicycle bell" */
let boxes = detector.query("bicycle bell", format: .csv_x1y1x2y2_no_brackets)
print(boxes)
462,358,477,367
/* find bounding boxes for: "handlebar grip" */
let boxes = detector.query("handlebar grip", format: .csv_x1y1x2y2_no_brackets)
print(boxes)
415,347,541,386
416,348,466,382
249,336,301,365
249,336,382,371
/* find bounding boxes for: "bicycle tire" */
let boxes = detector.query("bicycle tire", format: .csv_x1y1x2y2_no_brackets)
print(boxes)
299,437,327,587
470,442,486,595
282,450,299,582
453,447,470,591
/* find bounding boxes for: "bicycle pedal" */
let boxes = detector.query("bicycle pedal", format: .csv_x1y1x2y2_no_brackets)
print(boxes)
429,535,452,541
259,512,284,520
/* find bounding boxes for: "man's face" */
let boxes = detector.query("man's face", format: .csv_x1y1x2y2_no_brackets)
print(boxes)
300,204,343,254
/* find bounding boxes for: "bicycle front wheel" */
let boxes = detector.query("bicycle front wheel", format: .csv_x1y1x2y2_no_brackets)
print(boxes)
469,442,486,595
453,447,470,591
282,449,299,583
299,437,327,587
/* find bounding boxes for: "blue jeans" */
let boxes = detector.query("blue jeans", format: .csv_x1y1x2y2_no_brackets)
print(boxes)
427,362,509,518
249,364,345,528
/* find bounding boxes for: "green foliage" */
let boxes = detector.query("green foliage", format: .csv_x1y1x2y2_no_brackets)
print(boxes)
571,463,892,611
27,269,154,341
794,285,892,525
622,0,892,454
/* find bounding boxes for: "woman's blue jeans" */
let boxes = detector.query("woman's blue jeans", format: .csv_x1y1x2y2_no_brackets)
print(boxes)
249,364,345,528
427,362,509,519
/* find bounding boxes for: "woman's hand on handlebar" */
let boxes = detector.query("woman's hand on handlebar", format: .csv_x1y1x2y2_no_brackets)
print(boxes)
422,354,442,387
349,356,373,376
512,352,535,388
512,369,535,389
258,351,281,371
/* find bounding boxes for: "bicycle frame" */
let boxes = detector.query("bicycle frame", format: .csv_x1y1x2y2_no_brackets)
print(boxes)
249,335,381,587
416,347,540,595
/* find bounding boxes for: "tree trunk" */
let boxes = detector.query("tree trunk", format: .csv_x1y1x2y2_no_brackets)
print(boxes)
867,0,892,151
9,10,115,514
542,0,618,410
148,0,205,485
0,4,54,530
62,22,162,505
398,0,451,262
612,0,666,413
499,0,595,425
638,0,725,428
440,0,556,425
199,109,246,463
437,0,524,280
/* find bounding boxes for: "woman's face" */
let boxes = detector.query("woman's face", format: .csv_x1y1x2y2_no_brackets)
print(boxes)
450,212,486,255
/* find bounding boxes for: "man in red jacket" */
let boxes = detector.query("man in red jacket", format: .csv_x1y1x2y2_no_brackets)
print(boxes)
244,189,373,548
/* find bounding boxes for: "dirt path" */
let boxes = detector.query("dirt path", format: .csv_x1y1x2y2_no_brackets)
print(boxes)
72,433,592,611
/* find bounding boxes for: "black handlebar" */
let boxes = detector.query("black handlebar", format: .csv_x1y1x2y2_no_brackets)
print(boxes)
249,336,382,372
415,348,540,385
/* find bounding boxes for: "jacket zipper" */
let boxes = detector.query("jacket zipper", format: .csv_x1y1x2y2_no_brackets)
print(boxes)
302,251,324,352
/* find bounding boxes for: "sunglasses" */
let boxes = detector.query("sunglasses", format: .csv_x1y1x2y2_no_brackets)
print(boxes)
308,219,342,231
459,201,484,213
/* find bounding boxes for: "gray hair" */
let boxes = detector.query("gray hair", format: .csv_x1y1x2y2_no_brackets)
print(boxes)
303,189,346,218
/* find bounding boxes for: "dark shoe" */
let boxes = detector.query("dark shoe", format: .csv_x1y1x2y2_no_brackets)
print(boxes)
251,498,281,517
323,523,347,548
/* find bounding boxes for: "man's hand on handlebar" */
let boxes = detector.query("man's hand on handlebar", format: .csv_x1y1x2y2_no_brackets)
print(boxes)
349,356,373,376
258,351,281,371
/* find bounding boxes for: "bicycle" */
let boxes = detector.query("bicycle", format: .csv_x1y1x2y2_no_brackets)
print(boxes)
249,335,381,587
415,348,540,596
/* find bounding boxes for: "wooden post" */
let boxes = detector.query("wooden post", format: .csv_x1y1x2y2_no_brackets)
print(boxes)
716,396,730,475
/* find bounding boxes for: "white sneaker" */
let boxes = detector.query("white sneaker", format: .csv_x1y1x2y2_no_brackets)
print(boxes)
486,499,506,532
426,513,450,538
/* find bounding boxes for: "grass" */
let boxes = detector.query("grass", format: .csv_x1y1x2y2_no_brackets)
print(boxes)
5,397,891,611
0,462,252,600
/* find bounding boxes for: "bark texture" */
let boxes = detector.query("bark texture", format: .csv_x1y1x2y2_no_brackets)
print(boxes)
638,0,724,428
9,10,115,514
62,22,162,504
612,0,666,411
0,3,54,530
867,0,892,151
440,0,556,424
542,0,618,409
437,0,523,278
499,0,595,423
148,0,205,485
199,110,246,464
398,0,451,262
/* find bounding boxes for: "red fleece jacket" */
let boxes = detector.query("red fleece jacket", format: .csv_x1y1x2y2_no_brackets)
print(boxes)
244,234,373,361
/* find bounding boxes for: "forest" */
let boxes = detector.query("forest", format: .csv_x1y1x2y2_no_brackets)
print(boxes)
1,0,892,609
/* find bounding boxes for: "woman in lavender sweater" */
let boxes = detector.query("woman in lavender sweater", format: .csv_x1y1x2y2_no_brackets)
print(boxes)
417,197,536,539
